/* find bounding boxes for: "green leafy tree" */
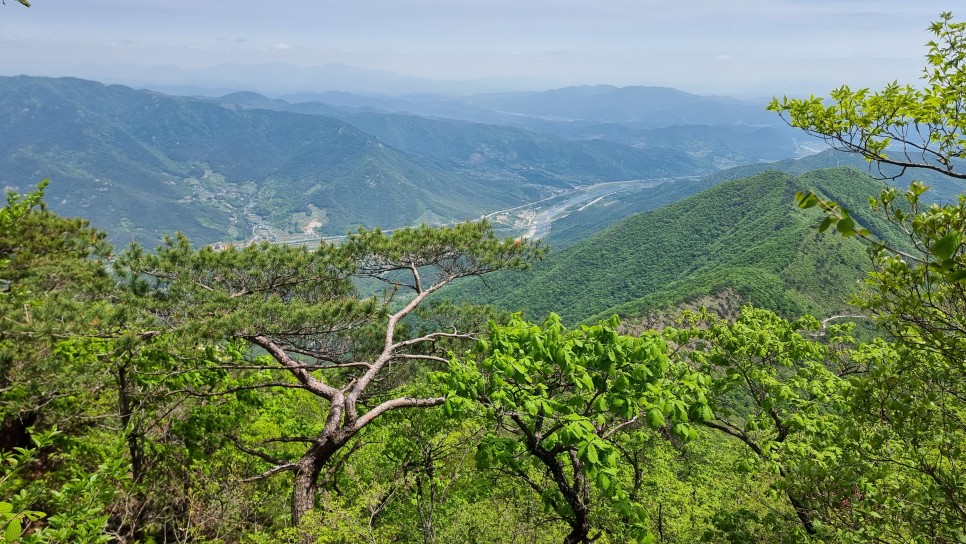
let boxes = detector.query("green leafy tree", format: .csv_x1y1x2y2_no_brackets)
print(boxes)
442,313,709,543
784,184,966,542
770,12,966,542
669,306,857,541
117,221,540,532
769,12,966,181
0,181,112,445
0,431,52,542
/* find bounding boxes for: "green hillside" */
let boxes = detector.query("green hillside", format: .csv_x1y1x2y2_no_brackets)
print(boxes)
544,176,717,248
705,148,966,201
545,148,966,249
0,76,540,244
454,167,899,323
331,112,705,184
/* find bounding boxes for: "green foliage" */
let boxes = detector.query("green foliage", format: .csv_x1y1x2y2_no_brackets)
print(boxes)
545,175,719,249
815,185,966,541
769,12,966,181
332,111,706,187
12,11,966,542
670,306,854,540
768,15,966,539
0,431,53,543
116,220,541,534
442,313,708,542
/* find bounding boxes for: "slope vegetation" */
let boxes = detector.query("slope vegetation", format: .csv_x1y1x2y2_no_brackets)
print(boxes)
455,167,899,323
546,148,966,249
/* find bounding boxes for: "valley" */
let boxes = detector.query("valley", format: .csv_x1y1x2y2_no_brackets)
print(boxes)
484,177,686,239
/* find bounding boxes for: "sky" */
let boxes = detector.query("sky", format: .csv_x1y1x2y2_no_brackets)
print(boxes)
0,0,951,97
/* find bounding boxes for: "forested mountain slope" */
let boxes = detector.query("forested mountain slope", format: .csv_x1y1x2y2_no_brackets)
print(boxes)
544,175,718,248
545,148,966,248
705,148,966,201
318,112,703,185
1,76,494,243
455,167,899,323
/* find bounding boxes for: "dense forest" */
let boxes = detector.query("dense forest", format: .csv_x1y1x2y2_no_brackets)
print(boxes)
3,10,966,544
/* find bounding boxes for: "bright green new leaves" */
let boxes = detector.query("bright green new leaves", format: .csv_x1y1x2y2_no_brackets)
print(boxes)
772,15,966,532
829,338,966,543
442,313,708,542
0,431,52,543
841,188,966,540
769,12,966,180
795,190,872,239
669,306,851,539
797,181,966,349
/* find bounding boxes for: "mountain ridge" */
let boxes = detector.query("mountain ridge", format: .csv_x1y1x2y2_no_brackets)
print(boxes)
451,167,898,324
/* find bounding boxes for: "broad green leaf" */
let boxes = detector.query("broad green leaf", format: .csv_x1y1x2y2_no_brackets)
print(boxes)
797,192,819,209
817,216,834,233
836,216,856,236
646,408,665,429
947,268,966,283
586,442,599,464
4,519,20,543
932,231,962,261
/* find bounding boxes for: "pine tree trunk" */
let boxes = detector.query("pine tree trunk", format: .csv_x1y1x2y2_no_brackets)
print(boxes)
290,439,341,541
291,462,318,527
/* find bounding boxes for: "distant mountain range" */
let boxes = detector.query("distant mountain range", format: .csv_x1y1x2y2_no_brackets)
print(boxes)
13,62,563,97
0,75,809,246
461,85,776,125
4,74,950,326
213,88,805,164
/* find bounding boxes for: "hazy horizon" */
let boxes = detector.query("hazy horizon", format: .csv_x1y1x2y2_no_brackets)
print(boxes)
0,0,949,98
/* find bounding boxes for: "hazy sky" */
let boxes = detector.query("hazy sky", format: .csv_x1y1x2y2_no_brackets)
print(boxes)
0,0,950,96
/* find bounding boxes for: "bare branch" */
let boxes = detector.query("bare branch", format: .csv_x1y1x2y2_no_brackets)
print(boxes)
240,463,299,483
601,415,640,440
249,335,340,400
391,331,475,350
393,353,450,365
352,396,446,433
